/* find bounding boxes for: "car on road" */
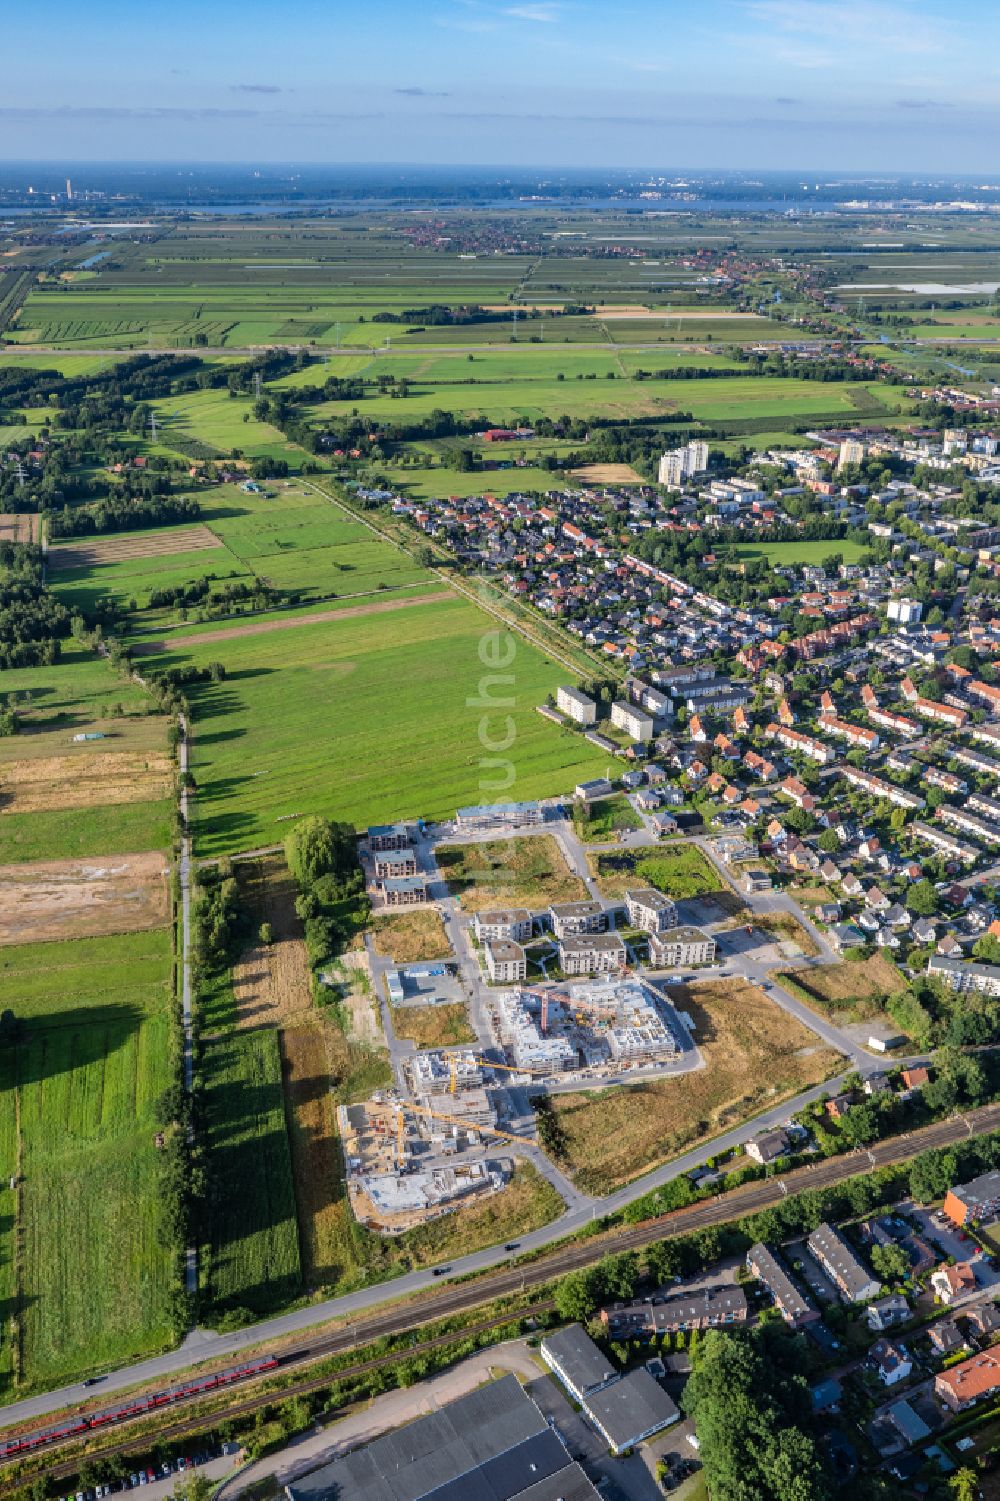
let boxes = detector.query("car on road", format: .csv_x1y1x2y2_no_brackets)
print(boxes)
82,1376,104,1387
432,1266,452,1276
504,1241,520,1251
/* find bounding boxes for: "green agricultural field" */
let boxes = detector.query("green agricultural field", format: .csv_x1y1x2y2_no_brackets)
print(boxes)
0,799,174,865
0,928,175,1392
138,593,609,855
383,464,564,500
149,388,298,462
200,1028,301,1316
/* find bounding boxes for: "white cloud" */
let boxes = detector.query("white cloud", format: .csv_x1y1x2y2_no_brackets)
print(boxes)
741,0,949,56
504,3,560,19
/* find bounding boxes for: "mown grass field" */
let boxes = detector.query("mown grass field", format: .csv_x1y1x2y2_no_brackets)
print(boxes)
0,928,175,1391
140,595,608,855
729,538,871,567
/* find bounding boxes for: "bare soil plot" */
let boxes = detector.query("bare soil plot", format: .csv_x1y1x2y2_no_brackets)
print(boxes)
596,305,759,320
747,911,819,958
0,514,40,544
547,978,840,1194
0,719,173,814
437,836,587,912
46,524,224,571
335,949,381,1045
132,589,453,654
570,463,645,485
391,1003,475,1049
231,858,313,1029
0,851,170,945
370,909,450,964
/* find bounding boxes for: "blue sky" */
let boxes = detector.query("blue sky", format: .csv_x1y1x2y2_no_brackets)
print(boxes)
3,0,998,169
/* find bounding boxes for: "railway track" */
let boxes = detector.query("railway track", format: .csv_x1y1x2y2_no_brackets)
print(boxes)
6,1302,555,1494
4,1100,1000,1483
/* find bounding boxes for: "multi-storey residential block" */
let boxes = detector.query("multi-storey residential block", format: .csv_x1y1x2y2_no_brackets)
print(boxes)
649,926,717,968
624,887,678,933
557,685,598,725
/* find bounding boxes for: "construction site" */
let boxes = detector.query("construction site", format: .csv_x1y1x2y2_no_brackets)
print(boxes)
338,1056,527,1233
492,978,684,1076
339,979,689,1234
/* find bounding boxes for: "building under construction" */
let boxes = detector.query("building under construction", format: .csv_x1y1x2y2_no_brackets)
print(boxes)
495,979,680,1074
338,1092,513,1232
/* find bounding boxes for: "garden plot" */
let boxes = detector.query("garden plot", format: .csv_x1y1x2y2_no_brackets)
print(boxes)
0,851,170,944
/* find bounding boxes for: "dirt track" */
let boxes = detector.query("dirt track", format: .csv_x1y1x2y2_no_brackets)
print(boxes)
132,589,454,653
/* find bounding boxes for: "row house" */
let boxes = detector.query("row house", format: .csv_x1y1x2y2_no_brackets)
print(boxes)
911,821,979,864
817,712,880,752
764,723,836,765
839,766,925,810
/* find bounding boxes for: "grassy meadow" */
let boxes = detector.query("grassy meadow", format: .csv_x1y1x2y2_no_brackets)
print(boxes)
139,594,608,855
0,928,175,1391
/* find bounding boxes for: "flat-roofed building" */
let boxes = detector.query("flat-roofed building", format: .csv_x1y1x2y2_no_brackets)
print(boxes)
557,685,598,726
541,1324,619,1402
382,875,427,907
649,925,716,968
473,908,533,944
549,900,607,938
286,1371,602,1501
373,846,417,879
625,887,678,933
575,777,613,802
611,700,654,742
367,822,411,852
584,1370,679,1455
943,1168,1000,1226
807,1222,880,1303
456,800,544,830
484,939,527,985
559,932,627,976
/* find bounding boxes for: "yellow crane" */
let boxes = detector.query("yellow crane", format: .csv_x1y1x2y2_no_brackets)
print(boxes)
471,1053,553,1079
399,1100,529,1145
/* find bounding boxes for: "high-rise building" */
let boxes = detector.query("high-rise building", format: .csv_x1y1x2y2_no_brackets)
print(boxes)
657,440,709,489
838,438,865,470
65,177,73,201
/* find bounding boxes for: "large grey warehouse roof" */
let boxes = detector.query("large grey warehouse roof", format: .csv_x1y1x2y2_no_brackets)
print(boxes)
286,1374,598,1501
584,1368,678,1451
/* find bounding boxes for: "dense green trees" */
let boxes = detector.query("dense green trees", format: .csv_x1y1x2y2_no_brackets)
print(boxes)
682,1327,830,1501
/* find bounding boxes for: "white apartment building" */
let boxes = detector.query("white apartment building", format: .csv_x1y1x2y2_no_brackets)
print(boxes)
887,597,923,625
657,440,709,490
611,700,654,741
649,925,717,968
559,933,627,976
484,939,528,985
556,685,598,726
474,908,534,944
625,887,678,933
